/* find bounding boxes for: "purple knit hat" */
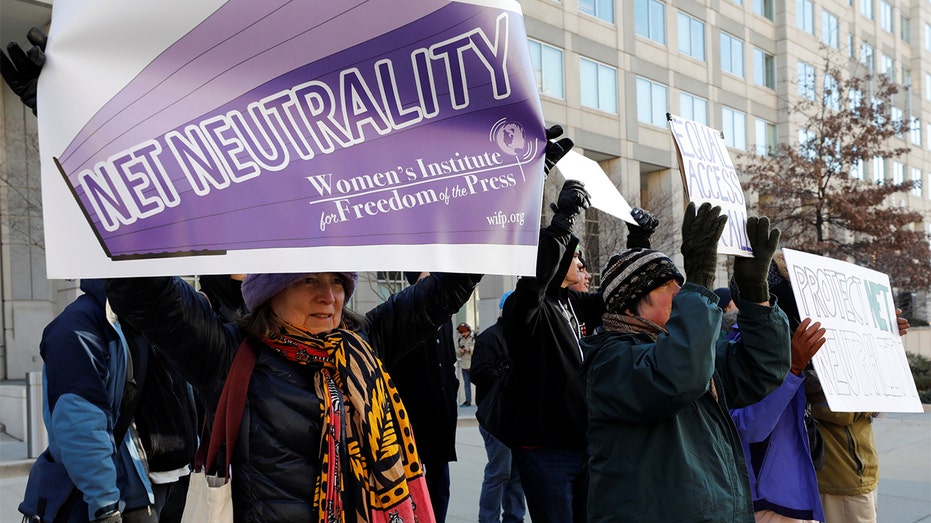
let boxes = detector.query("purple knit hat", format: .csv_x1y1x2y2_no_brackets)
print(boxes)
241,272,358,311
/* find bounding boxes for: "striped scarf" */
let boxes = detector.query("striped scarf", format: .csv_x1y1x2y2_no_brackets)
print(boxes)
264,322,434,522
601,312,666,341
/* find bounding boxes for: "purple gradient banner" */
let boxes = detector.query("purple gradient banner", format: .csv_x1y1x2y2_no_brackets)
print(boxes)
47,0,545,268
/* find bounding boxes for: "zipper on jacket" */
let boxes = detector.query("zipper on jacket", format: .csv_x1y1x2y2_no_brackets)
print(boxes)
844,425,864,481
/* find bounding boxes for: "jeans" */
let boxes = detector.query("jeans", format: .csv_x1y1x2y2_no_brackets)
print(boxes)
512,446,587,523
478,425,525,523
461,369,472,404
424,460,451,523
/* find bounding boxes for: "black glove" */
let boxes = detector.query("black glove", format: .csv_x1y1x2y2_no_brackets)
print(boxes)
1,27,47,115
627,207,659,249
680,202,727,289
733,216,780,303
543,124,573,177
549,179,591,234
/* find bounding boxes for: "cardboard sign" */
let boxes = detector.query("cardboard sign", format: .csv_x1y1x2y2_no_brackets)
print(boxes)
555,150,636,224
668,114,752,257
39,0,546,277
783,249,923,413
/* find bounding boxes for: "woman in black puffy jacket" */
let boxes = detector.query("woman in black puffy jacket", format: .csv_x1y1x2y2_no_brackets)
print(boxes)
107,271,480,522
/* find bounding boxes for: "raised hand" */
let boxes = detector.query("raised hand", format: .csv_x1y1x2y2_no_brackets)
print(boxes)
733,216,780,304
680,202,727,289
896,309,910,336
543,125,573,177
1,27,47,114
790,317,826,375
549,180,591,234
627,207,659,249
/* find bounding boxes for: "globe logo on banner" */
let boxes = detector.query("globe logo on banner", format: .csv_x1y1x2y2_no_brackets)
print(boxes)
492,119,532,159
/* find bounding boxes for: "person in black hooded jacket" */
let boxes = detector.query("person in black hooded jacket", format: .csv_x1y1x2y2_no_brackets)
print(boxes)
487,180,591,523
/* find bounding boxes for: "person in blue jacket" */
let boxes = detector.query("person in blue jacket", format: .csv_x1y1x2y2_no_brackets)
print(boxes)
729,257,828,523
37,279,156,522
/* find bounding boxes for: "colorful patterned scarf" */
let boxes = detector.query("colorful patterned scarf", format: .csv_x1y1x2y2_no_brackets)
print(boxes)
264,322,434,522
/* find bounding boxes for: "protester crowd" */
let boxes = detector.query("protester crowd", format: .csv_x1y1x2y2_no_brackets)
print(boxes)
3,26,914,523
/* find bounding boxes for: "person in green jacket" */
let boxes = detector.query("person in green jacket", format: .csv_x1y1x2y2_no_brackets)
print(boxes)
581,203,792,522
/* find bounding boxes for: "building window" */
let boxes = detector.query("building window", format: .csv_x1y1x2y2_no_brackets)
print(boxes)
677,12,705,60
798,128,817,159
797,0,815,34
375,272,406,300
851,159,864,180
912,168,923,196
880,1,893,32
753,48,775,89
873,157,885,184
860,42,874,69
891,106,904,136
754,0,774,20
579,0,614,24
861,0,873,20
824,74,840,110
822,10,839,48
849,88,864,111
872,97,887,127
882,54,894,81
528,40,564,99
754,118,776,156
680,92,708,125
926,74,931,100
848,34,855,57
636,0,666,44
580,57,618,113
893,161,904,184
722,106,747,150
926,24,931,51
636,77,668,126
798,61,816,100
901,15,911,43
721,32,744,77
911,118,922,145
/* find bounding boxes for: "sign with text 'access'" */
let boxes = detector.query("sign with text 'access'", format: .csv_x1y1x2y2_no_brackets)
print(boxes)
669,114,752,257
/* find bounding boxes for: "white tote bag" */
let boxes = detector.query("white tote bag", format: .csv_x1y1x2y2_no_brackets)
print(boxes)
180,471,233,523
180,341,256,523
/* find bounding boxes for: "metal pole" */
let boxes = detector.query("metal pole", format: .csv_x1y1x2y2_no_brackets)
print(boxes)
26,371,46,458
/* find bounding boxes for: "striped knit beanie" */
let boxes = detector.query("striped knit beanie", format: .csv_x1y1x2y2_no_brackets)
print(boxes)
601,249,684,314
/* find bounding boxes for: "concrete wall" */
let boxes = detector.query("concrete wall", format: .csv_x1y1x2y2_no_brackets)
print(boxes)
903,326,931,360
0,383,26,440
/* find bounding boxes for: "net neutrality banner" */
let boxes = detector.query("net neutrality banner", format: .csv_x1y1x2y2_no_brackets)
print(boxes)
39,0,545,278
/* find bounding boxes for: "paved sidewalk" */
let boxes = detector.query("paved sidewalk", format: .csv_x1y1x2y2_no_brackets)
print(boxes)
1,406,928,522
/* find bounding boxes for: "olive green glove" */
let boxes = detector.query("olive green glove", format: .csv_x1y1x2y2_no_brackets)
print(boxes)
680,202,727,289
733,216,781,303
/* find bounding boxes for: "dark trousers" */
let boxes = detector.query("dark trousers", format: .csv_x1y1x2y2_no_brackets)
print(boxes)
478,425,526,523
424,460,451,522
512,447,587,523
